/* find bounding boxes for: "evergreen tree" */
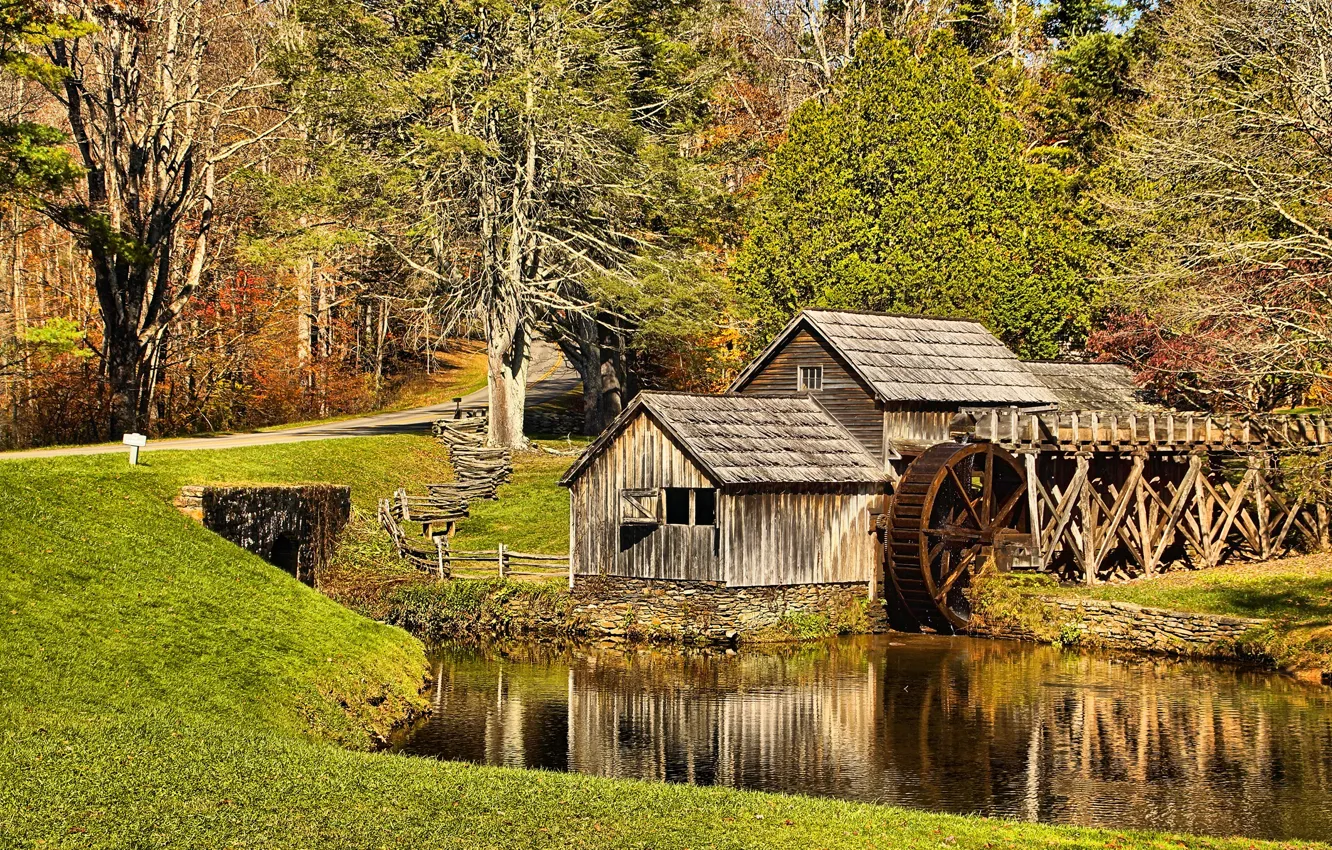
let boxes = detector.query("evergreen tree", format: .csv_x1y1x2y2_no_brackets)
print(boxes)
0,1,89,198
733,32,1095,357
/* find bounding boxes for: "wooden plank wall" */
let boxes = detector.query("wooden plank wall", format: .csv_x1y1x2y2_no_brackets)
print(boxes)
882,403,957,451
720,489,879,587
735,329,884,460
570,412,722,581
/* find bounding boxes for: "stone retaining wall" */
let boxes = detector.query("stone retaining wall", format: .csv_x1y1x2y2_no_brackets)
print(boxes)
570,575,889,641
981,595,1268,657
524,406,583,436
177,484,351,586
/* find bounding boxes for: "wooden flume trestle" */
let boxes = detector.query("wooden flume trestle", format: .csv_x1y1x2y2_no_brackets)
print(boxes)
884,407,1332,632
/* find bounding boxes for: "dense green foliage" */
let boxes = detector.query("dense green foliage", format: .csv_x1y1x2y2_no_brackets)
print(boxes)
0,1,89,199
3,439,1325,848
733,34,1095,357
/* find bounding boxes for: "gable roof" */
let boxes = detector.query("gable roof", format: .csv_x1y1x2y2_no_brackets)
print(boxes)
730,309,1059,406
559,392,883,488
1023,361,1152,410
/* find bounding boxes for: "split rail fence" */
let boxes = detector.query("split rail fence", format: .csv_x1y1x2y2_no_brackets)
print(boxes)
377,411,567,579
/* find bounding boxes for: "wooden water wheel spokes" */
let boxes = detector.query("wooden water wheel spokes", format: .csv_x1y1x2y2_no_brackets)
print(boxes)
887,441,1028,633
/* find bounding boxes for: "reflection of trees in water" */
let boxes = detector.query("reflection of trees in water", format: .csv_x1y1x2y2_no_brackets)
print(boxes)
405,638,1332,839
405,646,572,770
874,642,1332,836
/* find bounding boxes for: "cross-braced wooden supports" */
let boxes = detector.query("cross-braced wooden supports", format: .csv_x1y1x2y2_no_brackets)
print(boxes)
1024,448,1329,583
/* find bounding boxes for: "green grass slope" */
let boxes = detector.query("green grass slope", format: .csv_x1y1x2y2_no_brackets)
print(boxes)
1052,554,1332,620
0,437,1326,848
450,447,580,556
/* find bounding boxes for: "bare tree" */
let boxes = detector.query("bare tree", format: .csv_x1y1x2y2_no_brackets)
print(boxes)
41,0,286,437
1102,0,1332,410
300,0,710,448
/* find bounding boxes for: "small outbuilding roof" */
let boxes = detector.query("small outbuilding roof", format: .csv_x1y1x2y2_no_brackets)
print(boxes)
558,392,883,488
730,309,1060,406
1023,361,1148,410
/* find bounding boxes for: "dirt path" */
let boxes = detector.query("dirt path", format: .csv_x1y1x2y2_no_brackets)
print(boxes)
0,342,579,460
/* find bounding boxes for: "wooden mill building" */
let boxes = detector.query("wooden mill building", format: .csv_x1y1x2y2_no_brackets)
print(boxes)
559,393,883,589
727,309,1059,475
560,309,1063,598
560,307,1330,634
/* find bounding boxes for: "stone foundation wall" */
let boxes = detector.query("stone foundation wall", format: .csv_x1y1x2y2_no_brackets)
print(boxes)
177,484,351,586
571,575,889,641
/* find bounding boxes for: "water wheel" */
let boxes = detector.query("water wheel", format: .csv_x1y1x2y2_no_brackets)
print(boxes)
886,442,1028,633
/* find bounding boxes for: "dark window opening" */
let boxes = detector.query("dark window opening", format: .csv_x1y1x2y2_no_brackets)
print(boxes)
693,488,717,526
665,487,691,524
798,365,823,391
619,524,655,551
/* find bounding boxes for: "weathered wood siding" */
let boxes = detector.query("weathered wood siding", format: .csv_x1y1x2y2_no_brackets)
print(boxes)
570,412,722,581
882,402,958,453
735,329,883,460
720,489,879,587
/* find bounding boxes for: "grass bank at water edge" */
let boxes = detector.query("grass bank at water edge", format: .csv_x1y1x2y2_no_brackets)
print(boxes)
1,437,1327,848
971,556,1332,680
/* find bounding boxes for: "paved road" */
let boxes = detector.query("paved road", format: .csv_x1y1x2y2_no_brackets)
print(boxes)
0,341,580,459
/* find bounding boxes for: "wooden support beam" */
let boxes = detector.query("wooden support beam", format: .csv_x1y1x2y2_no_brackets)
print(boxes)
1042,463,1086,571
1148,453,1204,571
1022,451,1044,568
1088,454,1145,575
1134,453,1152,574
1078,453,1096,584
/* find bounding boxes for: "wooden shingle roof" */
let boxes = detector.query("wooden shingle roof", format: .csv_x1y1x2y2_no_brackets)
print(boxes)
1023,361,1152,410
559,392,883,487
731,309,1059,406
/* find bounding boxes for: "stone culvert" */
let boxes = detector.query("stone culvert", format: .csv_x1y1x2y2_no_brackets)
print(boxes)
176,484,351,586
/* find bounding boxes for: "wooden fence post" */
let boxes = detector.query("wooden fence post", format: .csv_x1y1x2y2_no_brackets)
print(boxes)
498,542,507,579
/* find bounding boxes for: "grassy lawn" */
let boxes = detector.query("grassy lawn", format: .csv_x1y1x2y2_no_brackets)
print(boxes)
450,446,582,557
1051,553,1332,621
0,438,1327,848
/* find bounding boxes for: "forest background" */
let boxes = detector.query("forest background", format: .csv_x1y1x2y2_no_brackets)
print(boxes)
1,0,1327,449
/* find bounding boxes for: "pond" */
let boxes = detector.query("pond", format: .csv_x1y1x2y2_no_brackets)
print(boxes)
393,635,1332,841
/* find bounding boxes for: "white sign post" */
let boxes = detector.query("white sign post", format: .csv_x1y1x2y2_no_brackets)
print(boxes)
122,432,147,466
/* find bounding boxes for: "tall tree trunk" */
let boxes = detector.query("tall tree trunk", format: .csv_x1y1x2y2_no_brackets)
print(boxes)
296,254,314,374
92,251,153,439
555,312,602,436
554,312,629,437
485,302,529,448
597,319,626,428
0,209,17,447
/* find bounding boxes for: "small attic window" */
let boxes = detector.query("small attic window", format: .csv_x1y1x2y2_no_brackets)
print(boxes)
798,365,823,392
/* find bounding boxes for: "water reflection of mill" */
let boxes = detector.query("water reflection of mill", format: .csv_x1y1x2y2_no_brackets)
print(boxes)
407,637,1332,841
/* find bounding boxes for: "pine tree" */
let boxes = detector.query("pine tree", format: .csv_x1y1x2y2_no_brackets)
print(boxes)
733,32,1095,358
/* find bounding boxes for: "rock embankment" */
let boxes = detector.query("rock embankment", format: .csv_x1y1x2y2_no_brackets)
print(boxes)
1038,596,1268,653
